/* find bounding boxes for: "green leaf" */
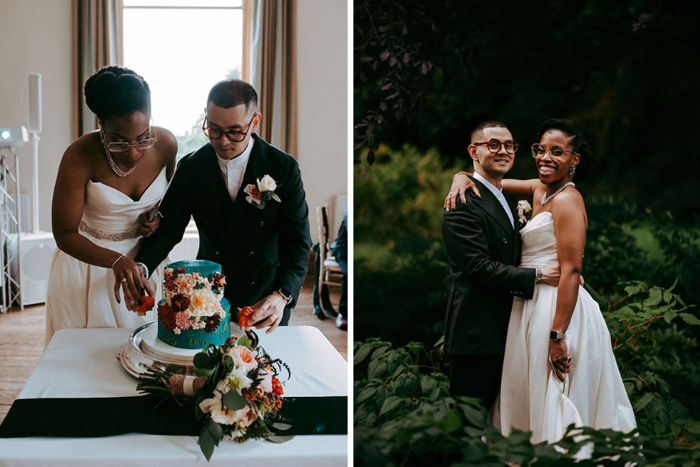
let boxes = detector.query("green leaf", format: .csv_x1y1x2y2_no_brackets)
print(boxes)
267,435,295,443
679,313,700,326
356,385,378,405
634,392,654,412
208,422,223,445
270,422,293,431
663,291,673,303
222,390,247,411
199,424,216,461
194,352,215,369
379,395,402,417
194,368,213,378
354,343,372,365
271,193,281,203
237,335,252,349
663,310,676,324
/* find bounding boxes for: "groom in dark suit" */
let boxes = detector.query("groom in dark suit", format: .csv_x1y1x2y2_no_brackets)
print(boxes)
442,121,554,409
133,79,311,332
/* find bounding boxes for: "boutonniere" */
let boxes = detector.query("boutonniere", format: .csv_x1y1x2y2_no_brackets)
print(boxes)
517,200,532,226
244,175,281,210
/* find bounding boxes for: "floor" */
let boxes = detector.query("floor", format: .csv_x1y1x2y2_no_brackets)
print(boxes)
0,274,346,424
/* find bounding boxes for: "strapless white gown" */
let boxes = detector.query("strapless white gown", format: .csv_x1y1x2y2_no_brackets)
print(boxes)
45,167,168,346
493,212,637,445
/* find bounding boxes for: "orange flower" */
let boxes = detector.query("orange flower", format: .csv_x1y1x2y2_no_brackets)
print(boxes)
137,295,156,316
238,306,254,328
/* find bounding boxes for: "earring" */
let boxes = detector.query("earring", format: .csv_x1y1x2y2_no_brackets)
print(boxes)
569,165,577,176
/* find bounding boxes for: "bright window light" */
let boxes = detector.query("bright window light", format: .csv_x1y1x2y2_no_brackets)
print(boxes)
123,0,243,158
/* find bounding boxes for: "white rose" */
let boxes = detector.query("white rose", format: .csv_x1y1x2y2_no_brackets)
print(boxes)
210,404,251,427
257,369,273,393
257,175,277,192
199,396,220,415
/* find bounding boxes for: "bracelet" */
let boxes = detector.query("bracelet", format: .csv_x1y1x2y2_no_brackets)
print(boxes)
111,254,126,269
452,171,470,181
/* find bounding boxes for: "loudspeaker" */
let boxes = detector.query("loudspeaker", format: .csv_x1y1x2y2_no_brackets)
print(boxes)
9,232,56,306
28,73,42,133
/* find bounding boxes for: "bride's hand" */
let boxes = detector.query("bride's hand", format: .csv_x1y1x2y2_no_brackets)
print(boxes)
138,209,161,237
112,254,154,311
549,339,571,381
444,171,480,211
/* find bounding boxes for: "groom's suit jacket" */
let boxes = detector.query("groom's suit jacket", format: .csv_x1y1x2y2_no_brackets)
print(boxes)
135,133,312,319
442,177,536,356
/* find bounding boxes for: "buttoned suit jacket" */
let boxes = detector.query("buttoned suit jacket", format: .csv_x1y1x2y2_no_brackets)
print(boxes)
441,176,536,356
135,133,312,319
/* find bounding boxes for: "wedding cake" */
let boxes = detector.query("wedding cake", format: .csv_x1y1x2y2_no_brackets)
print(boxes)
155,260,231,349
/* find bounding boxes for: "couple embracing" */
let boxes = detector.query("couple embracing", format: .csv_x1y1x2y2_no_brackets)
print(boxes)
442,119,636,445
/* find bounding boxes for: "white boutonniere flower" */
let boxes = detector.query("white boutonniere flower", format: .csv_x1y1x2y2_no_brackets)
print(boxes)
517,200,532,226
244,174,281,209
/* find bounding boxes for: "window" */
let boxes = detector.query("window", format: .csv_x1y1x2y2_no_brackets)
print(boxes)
123,0,246,159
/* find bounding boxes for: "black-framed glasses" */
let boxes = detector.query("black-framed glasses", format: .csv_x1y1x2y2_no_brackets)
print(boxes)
473,139,519,154
531,144,578,158
202,113,257,142
100,124,157,152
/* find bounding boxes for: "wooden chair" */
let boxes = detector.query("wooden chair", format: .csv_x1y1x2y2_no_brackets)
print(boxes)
312,205,343,319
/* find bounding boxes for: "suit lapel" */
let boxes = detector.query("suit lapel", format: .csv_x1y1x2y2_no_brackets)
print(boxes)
471,178,515,239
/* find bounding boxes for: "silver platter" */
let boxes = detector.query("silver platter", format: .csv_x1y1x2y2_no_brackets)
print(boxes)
118,321,196,378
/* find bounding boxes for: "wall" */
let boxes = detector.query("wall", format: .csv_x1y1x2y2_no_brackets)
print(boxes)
0,0,73,233
295,0,348,241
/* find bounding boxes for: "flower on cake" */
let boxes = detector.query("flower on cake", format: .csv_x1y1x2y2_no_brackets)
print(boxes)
159,268,228,335
244,174,281,210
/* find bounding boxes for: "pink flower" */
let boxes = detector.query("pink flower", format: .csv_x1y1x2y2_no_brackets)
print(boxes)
211,403,253,427
226,346,258,373
258,369,273,393
175,312,191,330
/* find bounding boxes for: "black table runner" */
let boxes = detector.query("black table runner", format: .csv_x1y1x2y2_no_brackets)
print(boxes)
0,396,347,438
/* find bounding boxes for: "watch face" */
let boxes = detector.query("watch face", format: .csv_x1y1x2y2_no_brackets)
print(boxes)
550,331,559,340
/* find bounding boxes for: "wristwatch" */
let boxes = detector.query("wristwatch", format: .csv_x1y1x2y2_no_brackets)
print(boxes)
277,288,293,305
550,330,565,342
535,267,543,284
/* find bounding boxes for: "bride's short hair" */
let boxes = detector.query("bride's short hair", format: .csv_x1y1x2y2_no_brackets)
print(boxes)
537,118,596,183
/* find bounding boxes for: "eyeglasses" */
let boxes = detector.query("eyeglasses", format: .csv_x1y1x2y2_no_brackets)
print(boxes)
100,125,157,152
202,113,257,142
531,144,578,158
473,139,519,154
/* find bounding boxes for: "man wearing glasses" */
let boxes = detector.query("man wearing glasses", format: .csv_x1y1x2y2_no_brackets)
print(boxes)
441,121,557,409
133,79,312,333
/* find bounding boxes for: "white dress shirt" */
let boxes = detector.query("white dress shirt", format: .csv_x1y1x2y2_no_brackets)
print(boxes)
216,138,255,202
473,172,514,228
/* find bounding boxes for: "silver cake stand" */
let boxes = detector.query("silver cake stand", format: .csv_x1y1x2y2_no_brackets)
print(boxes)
117,321,254,378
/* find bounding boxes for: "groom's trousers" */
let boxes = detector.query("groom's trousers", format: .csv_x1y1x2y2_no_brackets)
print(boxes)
448,354,504,410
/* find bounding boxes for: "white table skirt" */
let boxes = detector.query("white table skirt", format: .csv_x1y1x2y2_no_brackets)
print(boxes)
0,326,348,466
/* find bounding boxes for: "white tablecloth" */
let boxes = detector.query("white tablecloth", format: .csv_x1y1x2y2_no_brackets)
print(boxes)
0,326,348,466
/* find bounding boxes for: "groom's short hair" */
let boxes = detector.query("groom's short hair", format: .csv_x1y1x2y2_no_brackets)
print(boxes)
207,79,258,112
470,121,509,143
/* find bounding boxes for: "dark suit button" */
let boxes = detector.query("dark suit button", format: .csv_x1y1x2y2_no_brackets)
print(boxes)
503,238,508,244
249,281,256,287
260,221,265,227
248,251,254,257
215,249,221,255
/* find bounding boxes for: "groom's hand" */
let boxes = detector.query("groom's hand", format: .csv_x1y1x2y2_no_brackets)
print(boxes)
250,293,286,334
138,211,161,237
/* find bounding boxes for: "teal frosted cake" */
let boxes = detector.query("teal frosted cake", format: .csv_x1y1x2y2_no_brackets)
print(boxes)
157,260,230,349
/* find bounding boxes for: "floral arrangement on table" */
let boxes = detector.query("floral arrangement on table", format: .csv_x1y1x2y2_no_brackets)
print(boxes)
137,311,292,461
158,267,227,334
244,174,281,209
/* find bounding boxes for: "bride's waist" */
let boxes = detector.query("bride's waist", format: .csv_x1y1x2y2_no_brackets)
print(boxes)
79,220,141,241
520,252,558,268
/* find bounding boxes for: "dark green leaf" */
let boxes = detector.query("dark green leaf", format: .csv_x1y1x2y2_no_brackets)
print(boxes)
267,435,295,443
237,335,252,349
222,390,247,411
194,352,215,369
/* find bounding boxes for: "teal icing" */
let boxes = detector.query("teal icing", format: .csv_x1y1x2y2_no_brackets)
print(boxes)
167,260,221,279
157,259,230,349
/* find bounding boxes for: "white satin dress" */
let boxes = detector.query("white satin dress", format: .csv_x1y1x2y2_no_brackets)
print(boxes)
492,212,637,445
44,167,168,346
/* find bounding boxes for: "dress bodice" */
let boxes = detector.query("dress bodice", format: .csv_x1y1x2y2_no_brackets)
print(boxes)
519,212,558,268
82,167,167,234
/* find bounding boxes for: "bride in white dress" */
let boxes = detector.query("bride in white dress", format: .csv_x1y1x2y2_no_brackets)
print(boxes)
45,66,176,346
449,118,636,446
